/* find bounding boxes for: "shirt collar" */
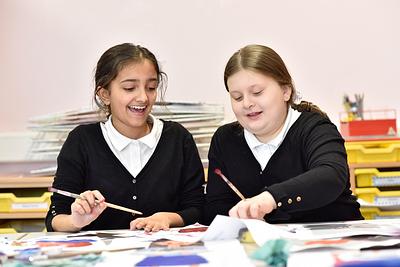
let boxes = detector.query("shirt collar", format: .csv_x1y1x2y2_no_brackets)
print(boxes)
244,107,296,149
104,114,161,151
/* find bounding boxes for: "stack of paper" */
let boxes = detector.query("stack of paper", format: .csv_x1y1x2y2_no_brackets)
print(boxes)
26,108,107,164
27,102,224,174
152,102,225,165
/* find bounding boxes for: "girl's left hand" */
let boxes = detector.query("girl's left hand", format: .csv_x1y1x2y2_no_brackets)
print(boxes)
229,191,277,220
130,212,172,232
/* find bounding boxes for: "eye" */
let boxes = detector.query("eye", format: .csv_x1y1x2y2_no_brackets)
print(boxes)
253,90,263,95
123,87,135,91
233,96,243,102
146,81,158,91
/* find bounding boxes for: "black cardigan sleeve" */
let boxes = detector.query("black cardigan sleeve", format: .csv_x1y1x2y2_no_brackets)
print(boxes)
203,128,239,225
265,120,350,213
175,132,206,225
45,127,87,231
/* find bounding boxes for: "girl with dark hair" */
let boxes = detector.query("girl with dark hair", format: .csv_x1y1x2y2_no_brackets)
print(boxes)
46,43,204,232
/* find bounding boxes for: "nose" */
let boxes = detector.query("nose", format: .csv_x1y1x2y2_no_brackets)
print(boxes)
135,87,148,103
243,95,254,109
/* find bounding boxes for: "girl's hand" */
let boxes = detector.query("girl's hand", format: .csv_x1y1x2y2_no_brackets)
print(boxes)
229,191,277,220
70,190,107,229
130,212,183,232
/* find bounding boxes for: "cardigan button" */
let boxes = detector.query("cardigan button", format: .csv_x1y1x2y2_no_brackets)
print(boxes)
287,198,293,204
132,179,137,184
296,196,302,202
132,195,137,200
277,202,282,207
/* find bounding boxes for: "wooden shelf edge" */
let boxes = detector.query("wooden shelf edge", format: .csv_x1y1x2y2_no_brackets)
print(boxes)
0,176,54,188
349,162,400,168
0,212,47,219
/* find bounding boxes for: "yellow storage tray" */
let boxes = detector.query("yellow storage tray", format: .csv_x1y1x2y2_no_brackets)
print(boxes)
355,168,400,187
0,192,52,213
0,219,46,232
345,140,400,163
0,228,17,234
355,187,400,206
360,207,400,220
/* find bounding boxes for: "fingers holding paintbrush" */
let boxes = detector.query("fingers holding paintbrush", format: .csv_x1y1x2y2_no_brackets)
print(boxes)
49,187,106,214
49,187,143,215
73,190,106,215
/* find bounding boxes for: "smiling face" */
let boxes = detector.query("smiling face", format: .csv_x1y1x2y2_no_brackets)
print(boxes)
227,69,292,143
98,60,158,139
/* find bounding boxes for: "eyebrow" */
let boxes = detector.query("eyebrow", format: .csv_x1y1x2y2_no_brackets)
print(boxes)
120,78,158,83
229,85,261,93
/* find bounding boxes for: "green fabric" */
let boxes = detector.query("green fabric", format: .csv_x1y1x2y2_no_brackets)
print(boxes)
251,239,290,267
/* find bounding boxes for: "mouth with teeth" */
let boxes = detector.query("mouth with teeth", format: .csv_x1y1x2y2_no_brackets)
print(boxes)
128,105,147,114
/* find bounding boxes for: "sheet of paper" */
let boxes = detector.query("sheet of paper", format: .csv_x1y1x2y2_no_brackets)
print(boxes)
97,239,253,267
202,215,400,247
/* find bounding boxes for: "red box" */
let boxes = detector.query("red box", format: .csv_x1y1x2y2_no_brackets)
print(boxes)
340,109,397,138
340,119,397,137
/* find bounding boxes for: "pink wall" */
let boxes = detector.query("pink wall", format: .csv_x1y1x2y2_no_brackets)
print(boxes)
1,0,400,131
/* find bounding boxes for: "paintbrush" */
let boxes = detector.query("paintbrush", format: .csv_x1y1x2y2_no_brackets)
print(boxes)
49,187,143,215
214,168,246,200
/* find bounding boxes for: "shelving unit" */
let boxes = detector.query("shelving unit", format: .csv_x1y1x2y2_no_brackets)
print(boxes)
345,138,400,220
0,176,53,232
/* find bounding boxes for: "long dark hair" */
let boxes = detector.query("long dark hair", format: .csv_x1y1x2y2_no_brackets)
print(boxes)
93,43,167,115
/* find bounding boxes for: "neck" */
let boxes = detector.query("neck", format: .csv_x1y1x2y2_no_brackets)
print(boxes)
255,108,290,144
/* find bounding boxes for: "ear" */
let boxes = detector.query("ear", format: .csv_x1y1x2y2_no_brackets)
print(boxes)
97,87,111,105
282,85,292,102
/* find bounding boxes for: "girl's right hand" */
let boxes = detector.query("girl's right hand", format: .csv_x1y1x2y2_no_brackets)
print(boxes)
70,190,107,229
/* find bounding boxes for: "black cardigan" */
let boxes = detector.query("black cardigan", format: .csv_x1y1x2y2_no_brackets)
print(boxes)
204,111,363,225
46,121,205,231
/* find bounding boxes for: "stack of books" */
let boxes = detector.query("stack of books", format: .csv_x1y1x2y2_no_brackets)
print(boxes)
27,102,224,175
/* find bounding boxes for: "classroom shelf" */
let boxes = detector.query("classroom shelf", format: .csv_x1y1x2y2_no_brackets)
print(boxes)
0,176,53,232
0,176,54,188
0,212,47,219
346,138,400,220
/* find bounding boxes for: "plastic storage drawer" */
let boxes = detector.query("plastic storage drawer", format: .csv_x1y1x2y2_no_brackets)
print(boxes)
360,207,400,220
355,168,400,187
0,228,17,234
345,140,400,163
0,192,52,213
355,188,400,206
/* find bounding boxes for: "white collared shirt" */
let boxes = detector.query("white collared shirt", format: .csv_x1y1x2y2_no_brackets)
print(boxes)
244,107,301,170
100,114,163,177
